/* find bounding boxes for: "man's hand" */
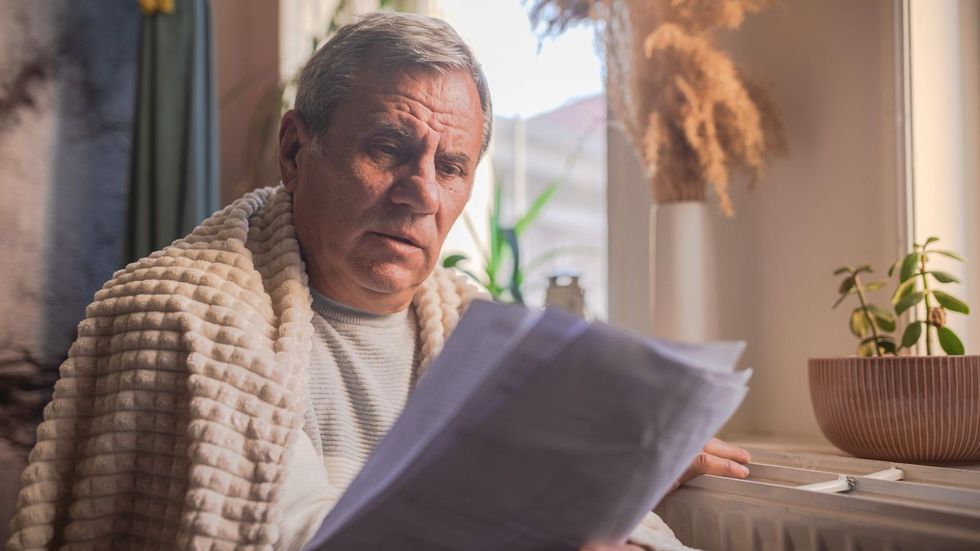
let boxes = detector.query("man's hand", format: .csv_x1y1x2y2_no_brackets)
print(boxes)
670,438,751,491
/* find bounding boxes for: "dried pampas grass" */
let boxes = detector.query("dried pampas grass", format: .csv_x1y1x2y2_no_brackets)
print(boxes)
528,0,786,216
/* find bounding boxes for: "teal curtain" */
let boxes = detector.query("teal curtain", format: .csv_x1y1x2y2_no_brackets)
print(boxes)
126,0,219,262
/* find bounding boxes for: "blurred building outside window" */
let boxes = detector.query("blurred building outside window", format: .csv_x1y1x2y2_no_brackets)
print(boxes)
440,1,610,318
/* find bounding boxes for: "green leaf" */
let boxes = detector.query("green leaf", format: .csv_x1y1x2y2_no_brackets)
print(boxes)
901,321,923,348
924,236,939,246
858,336,895,355
932,290,970,314
838,276,855,295
857,341,877,357
930,250,966,262
864,281,886,292
895,291,924,315
488,182,503,273
937,326,965,355
442,253,468,268
878,340,897,355
833,266,853,276
927,270,959,284
502,228,524,304
850,308,870,337
899,252,921,283
868,305,896,332
887,258,901,278
461,268,483,284
853,264,873,275
891,277,917,305
514,182,559,237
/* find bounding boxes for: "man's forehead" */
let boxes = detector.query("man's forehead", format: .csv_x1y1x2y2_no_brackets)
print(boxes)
352,67,481,129
343,73,481,158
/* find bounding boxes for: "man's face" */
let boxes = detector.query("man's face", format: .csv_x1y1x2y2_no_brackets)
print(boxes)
280,66,484,312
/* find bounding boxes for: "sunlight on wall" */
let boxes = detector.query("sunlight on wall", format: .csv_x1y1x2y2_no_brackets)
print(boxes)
910,0,980,352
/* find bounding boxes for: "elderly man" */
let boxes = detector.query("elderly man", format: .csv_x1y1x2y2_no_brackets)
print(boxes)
7,12,748,551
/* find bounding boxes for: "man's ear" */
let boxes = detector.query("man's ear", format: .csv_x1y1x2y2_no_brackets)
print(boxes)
278,110,309,192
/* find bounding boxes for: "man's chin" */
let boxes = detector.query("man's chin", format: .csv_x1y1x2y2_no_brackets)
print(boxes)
356,261,428,297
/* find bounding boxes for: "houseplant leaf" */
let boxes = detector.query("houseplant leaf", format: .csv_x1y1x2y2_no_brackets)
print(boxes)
877,340,897,355
926,270,959,284
899,252,920,283
859,336,895,355
891,278,917,305
857,341,877,357
937,326,965,355
853,264,873,276
442,253,468,268
514,182,559,237
930,250,965,262
924,236,939,246
887,258,901,278
502,228,524,304
488,183,503,275
932,290,970,314
894,291,924,315
833,266,852,276
867,305,896,332
864,281,886,292
901,321,922,348
850,308,869,337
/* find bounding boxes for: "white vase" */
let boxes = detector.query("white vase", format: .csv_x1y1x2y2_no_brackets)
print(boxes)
649,201,719,342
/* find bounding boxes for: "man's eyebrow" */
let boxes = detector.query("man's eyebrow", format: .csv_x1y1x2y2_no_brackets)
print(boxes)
369,121,415,142
438,151,473,168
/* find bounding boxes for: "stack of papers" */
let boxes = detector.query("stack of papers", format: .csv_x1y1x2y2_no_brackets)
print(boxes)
305,300,750,550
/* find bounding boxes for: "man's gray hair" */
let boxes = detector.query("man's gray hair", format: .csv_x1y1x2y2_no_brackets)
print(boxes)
295,12,493,156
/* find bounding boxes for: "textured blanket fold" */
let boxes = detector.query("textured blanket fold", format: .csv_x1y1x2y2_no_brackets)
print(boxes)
6,185,478,551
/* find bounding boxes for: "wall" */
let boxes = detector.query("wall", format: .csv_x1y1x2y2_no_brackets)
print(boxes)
909,0,980,353
212,0,280,204
608,0,907,443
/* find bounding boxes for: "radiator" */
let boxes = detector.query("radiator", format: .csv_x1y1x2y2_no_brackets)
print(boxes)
655,448,980,551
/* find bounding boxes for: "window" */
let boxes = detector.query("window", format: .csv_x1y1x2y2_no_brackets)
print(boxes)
440,0,610,317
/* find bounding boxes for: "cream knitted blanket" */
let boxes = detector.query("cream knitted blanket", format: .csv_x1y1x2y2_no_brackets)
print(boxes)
6,185,479,551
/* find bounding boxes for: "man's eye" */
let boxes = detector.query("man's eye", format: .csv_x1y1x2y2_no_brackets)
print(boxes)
372,142,400,158
438,164,463,177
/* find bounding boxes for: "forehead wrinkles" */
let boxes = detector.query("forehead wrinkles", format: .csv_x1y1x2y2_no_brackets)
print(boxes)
378,93,476,140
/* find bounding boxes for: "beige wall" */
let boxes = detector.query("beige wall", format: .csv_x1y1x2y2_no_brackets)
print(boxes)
909,0,980,353
609,0,907,443
213,0,280,205
717,0,905,441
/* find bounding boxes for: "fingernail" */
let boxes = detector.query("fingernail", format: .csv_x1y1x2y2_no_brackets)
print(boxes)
738,465,750,477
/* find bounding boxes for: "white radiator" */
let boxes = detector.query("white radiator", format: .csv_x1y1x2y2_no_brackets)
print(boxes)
655,448,980,551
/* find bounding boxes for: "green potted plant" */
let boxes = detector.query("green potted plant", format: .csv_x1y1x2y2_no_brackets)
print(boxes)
443,181,583,305
809,237,979,463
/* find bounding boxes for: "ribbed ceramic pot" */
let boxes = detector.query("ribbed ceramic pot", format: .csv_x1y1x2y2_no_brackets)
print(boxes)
809,355,980,463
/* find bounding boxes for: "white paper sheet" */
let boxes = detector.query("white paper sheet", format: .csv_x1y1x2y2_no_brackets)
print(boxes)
304,300,750,550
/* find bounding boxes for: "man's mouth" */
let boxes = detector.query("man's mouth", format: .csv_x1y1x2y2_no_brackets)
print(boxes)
372,231,422,249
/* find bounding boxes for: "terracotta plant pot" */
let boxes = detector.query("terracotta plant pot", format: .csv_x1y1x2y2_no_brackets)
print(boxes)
809,355,980,463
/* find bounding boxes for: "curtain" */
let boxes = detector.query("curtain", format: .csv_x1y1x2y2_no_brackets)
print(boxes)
126,0,219,262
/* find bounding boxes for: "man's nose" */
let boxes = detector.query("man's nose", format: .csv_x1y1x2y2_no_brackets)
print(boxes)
390,155,439,214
